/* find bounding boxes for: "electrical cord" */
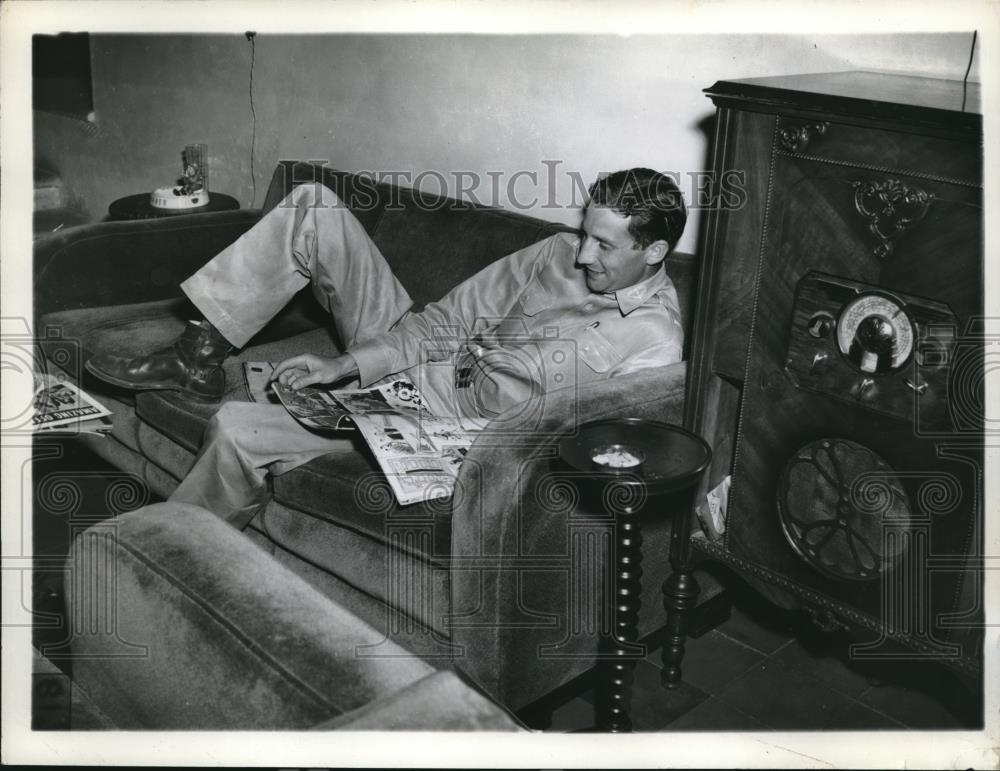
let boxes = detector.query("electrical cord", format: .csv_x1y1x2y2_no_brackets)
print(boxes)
961,30,976,112
247,31,257,207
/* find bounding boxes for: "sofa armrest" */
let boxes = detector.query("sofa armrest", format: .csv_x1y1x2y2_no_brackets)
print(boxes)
311,670,523,731
34,209,261,320
65,502,438,729
448,362,687,709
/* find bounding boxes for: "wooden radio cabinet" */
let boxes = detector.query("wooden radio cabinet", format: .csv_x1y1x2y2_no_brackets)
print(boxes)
680,72,983,679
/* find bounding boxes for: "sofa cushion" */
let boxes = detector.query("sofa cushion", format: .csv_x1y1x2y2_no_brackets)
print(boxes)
271,450,454,563
40,298,193,398
136,327,341,452
39,293,331,396
40,297,339,450
259,499,452,633
261,533,458,663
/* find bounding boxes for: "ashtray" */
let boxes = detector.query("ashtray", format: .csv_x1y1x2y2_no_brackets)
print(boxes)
558,418,711,495
590,443,646,473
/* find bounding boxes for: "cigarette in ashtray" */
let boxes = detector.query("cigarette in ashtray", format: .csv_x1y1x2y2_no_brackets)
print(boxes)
591,443,645,470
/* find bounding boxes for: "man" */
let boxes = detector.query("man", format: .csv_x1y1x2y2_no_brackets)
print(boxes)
86,167,687,524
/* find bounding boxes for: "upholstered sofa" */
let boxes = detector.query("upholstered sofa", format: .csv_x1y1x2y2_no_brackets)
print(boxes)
36,161,699,716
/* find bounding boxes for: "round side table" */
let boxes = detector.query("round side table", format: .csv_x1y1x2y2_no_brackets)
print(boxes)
558,417,711,732
107,192,241,221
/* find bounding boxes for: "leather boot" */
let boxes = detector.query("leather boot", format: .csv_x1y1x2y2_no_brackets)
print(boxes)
85,320,234,401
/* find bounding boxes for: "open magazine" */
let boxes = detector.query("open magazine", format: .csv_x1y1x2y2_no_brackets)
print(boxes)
33,372,114,435
245,362,486,506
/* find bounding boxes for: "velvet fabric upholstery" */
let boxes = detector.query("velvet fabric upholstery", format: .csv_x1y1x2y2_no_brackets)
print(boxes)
41,163,700,717
449,361,688,706
271,455,456,563
371,201,566,310
258,500,452,634
34,210,261,322
312,671,521,731
259,161,573,311
65,503,519,730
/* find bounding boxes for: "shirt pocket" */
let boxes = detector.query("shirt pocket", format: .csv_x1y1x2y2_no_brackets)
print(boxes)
570,324,625,374
518,276,555,316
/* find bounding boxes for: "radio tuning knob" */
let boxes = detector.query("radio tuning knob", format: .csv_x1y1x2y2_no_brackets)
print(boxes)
808,312,835,338
852,377,876,401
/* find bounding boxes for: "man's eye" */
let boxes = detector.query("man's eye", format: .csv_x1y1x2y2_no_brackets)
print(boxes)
598,242,610,251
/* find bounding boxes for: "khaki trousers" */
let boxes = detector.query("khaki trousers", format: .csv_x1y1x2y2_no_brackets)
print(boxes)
169,184,413,527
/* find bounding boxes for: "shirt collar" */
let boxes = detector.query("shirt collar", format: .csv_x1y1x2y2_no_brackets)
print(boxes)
608,269,671,315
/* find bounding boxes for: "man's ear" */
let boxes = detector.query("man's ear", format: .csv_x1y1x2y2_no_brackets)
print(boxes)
643,239,669,267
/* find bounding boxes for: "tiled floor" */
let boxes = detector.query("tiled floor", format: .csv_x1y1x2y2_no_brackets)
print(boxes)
548,593,981,732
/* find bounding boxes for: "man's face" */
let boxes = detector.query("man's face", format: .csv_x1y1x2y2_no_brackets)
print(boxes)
577,205,665,293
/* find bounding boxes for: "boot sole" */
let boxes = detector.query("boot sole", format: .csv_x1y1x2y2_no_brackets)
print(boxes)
84,359,223,403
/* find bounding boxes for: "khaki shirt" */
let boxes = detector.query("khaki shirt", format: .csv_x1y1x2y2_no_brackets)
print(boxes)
349,232,683,419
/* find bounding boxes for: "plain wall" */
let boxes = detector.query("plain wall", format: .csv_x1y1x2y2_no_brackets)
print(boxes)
34,32,980,253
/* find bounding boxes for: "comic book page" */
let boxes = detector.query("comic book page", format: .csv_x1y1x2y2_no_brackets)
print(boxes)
34,414,114,436
253,361,486,505
320,377,484,505
345,409,485,506
269,378,357,431
32,372,113,432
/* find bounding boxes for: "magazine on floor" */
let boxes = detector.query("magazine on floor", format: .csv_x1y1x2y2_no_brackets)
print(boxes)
245,362,486,505
33,372,113,435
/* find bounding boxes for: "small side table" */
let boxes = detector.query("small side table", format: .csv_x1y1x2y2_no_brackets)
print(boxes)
107,192,240,221
558,418,711,732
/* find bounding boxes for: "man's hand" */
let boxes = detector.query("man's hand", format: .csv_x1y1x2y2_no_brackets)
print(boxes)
270,353,360,391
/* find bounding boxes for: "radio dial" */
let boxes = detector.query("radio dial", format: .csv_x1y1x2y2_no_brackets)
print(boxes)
836,293,914,374
786,273,956,425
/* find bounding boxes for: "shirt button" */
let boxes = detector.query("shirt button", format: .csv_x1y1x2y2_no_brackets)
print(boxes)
584,303,594,311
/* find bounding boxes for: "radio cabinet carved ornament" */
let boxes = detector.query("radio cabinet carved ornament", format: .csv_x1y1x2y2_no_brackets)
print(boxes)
676,72,983,686
852,178,934,261
778,120,831,154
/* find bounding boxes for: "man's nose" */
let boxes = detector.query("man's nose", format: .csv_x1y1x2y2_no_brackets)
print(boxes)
577,240,597,265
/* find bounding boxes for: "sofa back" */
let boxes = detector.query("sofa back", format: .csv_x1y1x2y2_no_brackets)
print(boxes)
263,162,698,337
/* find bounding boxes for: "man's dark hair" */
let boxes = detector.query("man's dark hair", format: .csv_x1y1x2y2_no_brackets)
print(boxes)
588,168,687,252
